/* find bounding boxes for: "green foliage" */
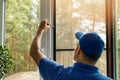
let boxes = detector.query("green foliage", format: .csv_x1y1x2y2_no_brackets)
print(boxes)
0,46,13,78
6,0,40,73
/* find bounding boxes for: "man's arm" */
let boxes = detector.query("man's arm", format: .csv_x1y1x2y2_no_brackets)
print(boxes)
30,20,50,65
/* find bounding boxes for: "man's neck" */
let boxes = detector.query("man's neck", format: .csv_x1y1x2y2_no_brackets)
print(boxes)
77,60,96,66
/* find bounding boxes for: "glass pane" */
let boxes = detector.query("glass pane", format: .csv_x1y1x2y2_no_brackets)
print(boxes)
56,0,106,49
56,51,75,66
115,0,120,79
56,51,107,75
5,0,41,79
56,0,107,75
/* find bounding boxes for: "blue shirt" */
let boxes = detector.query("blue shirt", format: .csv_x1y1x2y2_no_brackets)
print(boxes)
39,58,112,80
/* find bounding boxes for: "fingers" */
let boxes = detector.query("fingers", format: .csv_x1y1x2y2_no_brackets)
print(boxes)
39,19,51,31
45,19,51,26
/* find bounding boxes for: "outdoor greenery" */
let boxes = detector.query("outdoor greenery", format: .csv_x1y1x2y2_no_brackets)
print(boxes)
0,46,13,79
56,0,106,49
6,0,40,74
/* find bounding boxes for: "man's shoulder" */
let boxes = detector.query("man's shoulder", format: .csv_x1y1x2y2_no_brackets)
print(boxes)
96,73,112,80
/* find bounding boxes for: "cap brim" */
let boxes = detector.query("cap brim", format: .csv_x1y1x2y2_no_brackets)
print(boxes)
75,32,84,40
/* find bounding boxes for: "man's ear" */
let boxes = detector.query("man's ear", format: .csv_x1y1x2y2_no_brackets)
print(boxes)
76,45,80,55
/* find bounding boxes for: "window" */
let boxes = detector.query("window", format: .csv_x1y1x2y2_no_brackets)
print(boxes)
5,0,54,80
5,0,40,79
1,0,116,79
56,0,107,74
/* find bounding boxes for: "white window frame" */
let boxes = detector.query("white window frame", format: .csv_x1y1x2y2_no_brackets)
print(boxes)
40,0,54,79
0,0,5,45
40,0,54,59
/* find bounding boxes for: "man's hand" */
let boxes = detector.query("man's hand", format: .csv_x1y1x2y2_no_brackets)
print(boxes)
38,20,51,31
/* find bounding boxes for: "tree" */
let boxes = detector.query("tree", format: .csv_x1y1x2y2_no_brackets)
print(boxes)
6,0,40,74
56,0,105,49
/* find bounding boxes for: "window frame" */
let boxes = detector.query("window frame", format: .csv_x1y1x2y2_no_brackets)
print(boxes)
40,0,54,59
0,0,5,45
106,0,115,79
39,0,55,79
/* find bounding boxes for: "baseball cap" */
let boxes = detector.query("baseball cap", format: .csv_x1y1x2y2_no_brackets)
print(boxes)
75,32,104,61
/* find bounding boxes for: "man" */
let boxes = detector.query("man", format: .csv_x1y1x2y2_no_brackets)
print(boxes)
30,20,112,80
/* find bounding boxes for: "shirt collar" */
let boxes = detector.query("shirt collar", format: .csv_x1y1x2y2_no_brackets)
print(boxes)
73,62,99,73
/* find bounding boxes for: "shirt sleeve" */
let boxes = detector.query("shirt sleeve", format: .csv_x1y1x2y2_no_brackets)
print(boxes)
38,58,64,80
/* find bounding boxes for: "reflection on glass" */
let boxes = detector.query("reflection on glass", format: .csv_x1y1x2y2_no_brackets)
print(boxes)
5,0,40,79
115,0,120,79
56,0,106,75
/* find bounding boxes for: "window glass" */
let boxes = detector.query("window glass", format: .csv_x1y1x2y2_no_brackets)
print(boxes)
115,0,120,79
56,51,75,66
56,0,106,49
5,0,40,79
56,0,106,75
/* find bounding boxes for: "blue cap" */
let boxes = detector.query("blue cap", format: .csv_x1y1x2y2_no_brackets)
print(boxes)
75,32,104,61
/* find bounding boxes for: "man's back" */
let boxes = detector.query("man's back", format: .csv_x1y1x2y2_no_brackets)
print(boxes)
30,20,112,80
39,58,112,80
58,63,111,80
